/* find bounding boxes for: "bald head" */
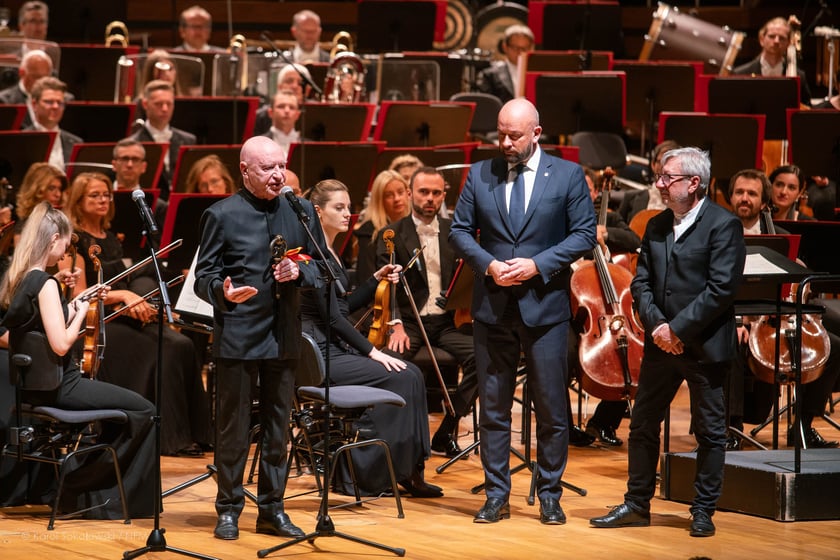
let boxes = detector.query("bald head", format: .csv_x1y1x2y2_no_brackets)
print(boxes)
497,98,541,164
240,136,287,200
20,49,53,92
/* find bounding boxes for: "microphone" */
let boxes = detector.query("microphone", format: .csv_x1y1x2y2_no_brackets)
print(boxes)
280,185,309,223
131,189,158,234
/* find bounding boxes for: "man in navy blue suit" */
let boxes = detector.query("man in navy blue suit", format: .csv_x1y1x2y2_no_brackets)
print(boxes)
590,147,746,537
450,98,597,524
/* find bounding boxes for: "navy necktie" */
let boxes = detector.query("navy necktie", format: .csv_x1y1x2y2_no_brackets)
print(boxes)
509,163,525,231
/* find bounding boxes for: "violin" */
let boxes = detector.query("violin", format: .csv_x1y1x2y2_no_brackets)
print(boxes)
570,169,644,401
368,229,396,348
80,245,106,379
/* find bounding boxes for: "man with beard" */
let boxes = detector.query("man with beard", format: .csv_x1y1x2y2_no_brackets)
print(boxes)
450,98,597,524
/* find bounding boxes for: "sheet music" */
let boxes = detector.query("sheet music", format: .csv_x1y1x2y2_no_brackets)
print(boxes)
744,253,788,276
174,248,214,321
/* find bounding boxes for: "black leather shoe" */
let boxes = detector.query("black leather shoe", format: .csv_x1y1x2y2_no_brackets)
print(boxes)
399,478,444,498
214,513,239,540
724,436,741,451
689,509,715,537
539,497,566,525
431,432,465,458
569,425,596,447
586,423,623,446
788,426,839,448
589,503,650,528
256,512,305,538
473,498,510,523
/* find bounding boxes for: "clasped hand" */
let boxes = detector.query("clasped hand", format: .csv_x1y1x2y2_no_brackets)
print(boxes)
489,258,538,287
652,323,684,355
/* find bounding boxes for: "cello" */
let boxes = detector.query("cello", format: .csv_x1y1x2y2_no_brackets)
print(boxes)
570,169,644,401
80,245,106,379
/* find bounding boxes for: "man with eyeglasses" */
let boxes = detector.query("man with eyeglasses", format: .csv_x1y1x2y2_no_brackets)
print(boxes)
174,5,223,52
476,24,534,103
17,1,48,41
112,138,168,227
24,76,81,172
591,147,745,538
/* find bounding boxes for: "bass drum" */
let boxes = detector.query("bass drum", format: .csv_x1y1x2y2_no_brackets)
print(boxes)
475,2,528,59
434,0,476,52
639,3,744,75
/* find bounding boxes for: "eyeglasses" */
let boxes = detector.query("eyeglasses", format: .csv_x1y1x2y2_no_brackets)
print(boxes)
115,156,144,164
654,173,694,187
39,99,65,107
86,193,112,201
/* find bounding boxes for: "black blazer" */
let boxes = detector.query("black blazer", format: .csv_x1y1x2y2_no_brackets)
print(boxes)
476,62,515,104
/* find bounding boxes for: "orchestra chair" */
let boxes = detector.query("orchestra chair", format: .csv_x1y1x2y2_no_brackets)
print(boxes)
3,336,130,530
449,92,502,144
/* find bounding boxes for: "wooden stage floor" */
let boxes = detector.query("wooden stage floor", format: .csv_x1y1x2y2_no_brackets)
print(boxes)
2,384,839,559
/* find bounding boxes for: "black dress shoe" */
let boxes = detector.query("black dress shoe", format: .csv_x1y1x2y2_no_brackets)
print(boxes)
256,512,305,538
788,426,839,448
589,503,650,528
214,513,239,540
539,497,566,525
689,509,715,537
399,477,444,498
724,436,741,451
569,425,596,447
431,432,465,458
586,423,623,446
474,498,510,523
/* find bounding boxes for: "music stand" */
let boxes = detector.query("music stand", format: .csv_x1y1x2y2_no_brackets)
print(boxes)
69,142,166,188
378,143,475,210
775,220,840,292
58,44,140,101
524,51,613,73
61,102,135,143
0,105,24,131
374,101,474,147
298,103,375,142
170,145,242,195
0,130,53,191
658,112,765,180
788,109,840,182
287,141,384,206
706,77,799,140
170,97,259,145
160,193,227,276
111,189,160,261
611,61,701,154
526,72,625,136
530,1,624,55
356,0,438,54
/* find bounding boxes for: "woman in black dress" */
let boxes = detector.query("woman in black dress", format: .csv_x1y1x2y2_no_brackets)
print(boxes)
0,202,156,518
301,179,442,498
62,172,211,456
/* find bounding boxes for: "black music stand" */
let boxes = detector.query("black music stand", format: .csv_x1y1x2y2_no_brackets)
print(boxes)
527,72,625,137
58,44,140,102
707,77,800,140
356,0,437,54
69,142,166,188
535,1,624,55
788,109,840,183
111,189,160,262
0,130,53,191
658,112,764,181
611,61,700,155
299,103,375,142
62,102,135,143
160,193,227,277
170,145,242,195
378,143,474,209
374,101,474,147
525,51,614,73
0,105,24,131
170,97,259,145
287,141,383,207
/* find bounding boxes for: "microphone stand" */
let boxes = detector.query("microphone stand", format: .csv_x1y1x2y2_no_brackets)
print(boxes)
257,200,403,558
260,32,322,191
124,225,217,560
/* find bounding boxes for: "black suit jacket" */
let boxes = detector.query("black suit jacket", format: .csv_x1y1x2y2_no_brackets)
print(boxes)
476,62,515,104
22,124,82,166
631,199,745,363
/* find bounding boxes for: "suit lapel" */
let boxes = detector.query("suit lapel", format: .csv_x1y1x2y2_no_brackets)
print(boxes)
521,156,552,231
492,159,515,235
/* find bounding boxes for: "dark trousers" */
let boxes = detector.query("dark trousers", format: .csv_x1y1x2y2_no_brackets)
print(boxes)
214,357,295,519
401,312,477,417
625,347,727,514
474,314,569,502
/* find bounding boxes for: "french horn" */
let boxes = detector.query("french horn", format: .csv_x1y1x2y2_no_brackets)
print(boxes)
105,21,129,47
324,31,366,103
227,34,249,94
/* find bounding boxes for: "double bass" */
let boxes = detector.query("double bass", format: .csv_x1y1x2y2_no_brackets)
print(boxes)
570,169,644,401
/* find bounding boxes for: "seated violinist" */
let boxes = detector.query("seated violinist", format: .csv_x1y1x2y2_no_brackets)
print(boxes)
374,167,477,458
300,179,443,498
728,169,839,448
60,172,213,457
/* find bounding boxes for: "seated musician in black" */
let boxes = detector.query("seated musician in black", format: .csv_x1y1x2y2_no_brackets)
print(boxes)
61,172,212,456
0,201,156,518
374,167,477,457
300,179,442,497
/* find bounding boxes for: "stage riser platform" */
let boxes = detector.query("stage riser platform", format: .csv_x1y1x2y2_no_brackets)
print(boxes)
660,450,840,521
